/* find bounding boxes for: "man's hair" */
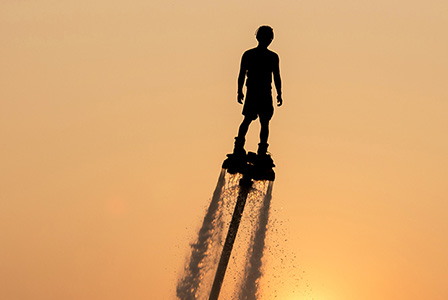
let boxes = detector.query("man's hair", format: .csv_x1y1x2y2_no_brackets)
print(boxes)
255,25,274,42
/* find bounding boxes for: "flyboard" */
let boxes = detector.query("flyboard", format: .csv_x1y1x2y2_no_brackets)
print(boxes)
208,151,275,300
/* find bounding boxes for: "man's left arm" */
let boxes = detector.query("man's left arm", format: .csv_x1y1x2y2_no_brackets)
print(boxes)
273,54,283,106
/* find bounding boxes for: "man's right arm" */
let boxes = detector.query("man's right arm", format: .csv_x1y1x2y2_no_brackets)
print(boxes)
237,53,247,104
273,53,283,106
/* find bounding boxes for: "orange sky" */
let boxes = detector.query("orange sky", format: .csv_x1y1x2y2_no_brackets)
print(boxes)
1,0,448,299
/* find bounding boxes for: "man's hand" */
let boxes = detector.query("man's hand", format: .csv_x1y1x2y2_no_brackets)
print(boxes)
237,92,244,104
277,94,283,107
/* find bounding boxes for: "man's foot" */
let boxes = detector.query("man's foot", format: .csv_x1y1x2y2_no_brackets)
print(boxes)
233,137,246,156
257,142,269,156
233,147,246,156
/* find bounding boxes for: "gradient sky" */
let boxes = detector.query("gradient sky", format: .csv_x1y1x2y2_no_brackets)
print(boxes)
1,0,448,299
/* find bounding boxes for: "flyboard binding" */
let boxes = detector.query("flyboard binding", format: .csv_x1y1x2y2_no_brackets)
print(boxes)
222,151,275,182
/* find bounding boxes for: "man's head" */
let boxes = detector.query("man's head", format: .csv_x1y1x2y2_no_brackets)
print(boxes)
255,25,274,48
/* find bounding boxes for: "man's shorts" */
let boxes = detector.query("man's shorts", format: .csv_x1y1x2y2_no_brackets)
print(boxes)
242,89,274,121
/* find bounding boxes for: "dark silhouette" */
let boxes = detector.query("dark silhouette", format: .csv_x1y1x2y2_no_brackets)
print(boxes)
233,25,283,156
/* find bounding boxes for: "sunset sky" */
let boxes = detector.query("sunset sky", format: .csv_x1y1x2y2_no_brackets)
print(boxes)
1,0,448,299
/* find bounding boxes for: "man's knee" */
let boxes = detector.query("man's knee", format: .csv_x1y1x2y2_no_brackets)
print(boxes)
259,118,270,128
242,116,254,126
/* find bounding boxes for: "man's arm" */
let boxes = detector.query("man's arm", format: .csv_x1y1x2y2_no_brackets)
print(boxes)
237,53,247,104
273,54,283,106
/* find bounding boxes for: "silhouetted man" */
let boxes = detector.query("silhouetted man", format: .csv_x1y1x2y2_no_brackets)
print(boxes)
233,25,283,156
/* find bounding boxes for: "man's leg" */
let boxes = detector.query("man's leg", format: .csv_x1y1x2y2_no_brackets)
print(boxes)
259,117,270,145
233,116,253,154
258,116,270,155
238,116,253,139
